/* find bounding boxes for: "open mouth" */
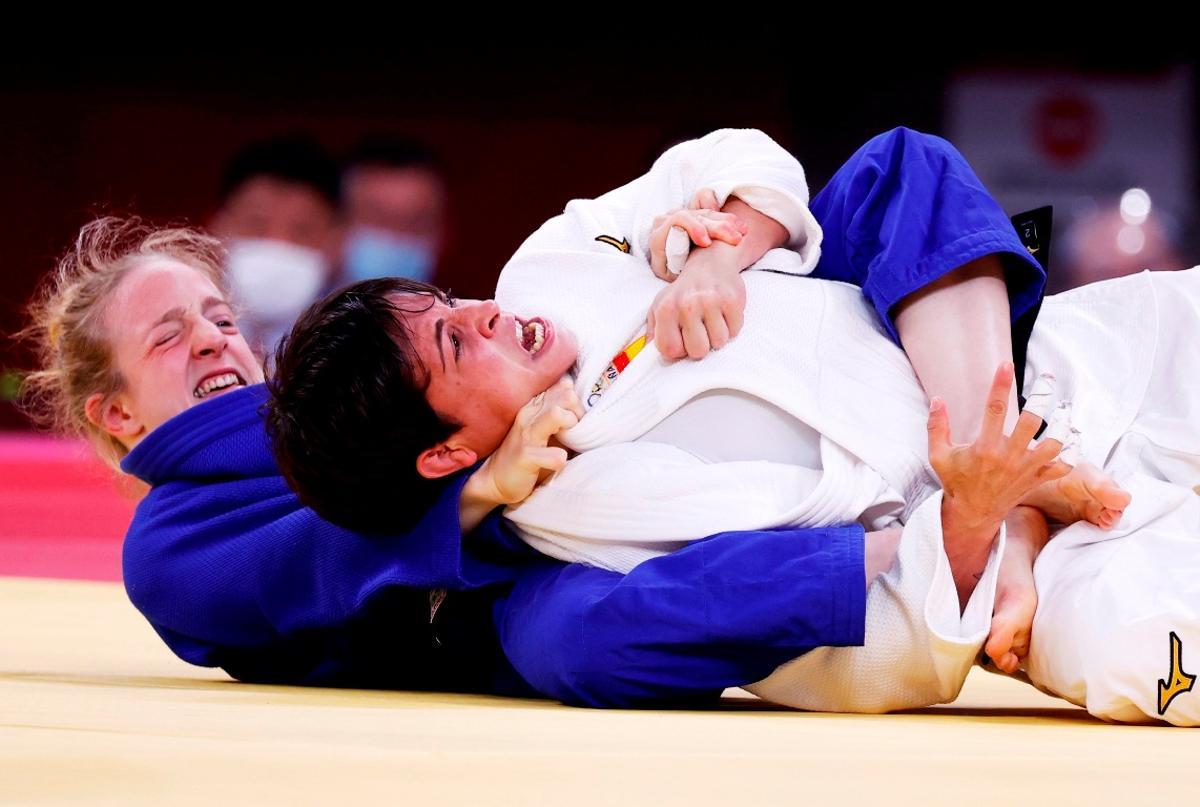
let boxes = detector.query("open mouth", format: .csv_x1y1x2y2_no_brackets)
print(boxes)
514,317,548,356
193,371,247,400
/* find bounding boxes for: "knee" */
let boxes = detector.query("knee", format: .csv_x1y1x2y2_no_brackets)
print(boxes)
862,126,960,165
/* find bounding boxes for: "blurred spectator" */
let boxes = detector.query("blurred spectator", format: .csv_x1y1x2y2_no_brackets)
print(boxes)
340,137,448,285
211,136,341,354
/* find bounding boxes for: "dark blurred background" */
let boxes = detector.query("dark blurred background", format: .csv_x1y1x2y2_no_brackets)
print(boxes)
3,47,1196,430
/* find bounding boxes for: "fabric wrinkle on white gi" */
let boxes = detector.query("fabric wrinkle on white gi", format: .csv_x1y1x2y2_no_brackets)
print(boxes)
1025,267,1200,726
499,126,1200,724
499,129,994,716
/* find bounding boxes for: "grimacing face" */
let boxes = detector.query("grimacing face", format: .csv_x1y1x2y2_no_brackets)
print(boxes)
398,293,579,478
86,259,265,449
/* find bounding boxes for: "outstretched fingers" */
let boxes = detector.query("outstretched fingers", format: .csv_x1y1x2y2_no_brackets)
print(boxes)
926,396,953,468
978,361,1016,452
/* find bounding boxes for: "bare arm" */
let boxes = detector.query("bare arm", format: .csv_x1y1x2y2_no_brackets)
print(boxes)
686,197,790,275
864,526,903,587
928,365,1069,609
894,255,1019,444
459,473,504,534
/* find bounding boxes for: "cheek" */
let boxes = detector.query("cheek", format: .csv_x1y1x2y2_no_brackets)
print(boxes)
548,339,576,374
147,353,193,405
237,342,265,381
121,368,173,424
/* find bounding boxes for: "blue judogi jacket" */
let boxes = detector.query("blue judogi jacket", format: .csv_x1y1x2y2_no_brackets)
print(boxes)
122,384,866,705
120,127,1046,708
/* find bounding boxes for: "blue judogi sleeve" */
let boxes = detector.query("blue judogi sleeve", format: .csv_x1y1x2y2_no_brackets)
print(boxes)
808,127,1046,344
493,525,866,708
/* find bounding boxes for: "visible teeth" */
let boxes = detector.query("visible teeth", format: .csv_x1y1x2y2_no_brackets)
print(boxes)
519,321,545,355
193,373,242,399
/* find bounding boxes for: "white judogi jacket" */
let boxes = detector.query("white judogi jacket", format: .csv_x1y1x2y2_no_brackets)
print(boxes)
493,128,1016,713
496,124,1167,716
494,124,1171,721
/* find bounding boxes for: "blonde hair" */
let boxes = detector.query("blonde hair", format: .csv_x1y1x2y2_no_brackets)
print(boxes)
19,216,229,469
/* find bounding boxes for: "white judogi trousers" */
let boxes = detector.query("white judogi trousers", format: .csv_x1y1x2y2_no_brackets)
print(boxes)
1026,268,1200,726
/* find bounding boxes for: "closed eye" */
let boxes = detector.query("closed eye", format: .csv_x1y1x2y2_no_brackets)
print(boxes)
155,332,179,347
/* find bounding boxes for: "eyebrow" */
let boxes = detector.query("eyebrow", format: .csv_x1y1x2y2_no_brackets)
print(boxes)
148,307,186,334
147,297,227,331
144,297,231,344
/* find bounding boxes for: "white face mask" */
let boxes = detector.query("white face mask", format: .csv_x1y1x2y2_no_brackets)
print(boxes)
226,238,329,325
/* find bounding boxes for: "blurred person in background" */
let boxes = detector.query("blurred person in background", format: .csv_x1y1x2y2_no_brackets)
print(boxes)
339,137,448,285
211,136,342,355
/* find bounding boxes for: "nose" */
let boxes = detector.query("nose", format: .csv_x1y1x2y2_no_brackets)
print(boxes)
191,316,228,358
466,299,502,337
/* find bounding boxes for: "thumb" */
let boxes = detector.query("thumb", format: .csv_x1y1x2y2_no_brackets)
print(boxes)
692,188,719,211
646,307,656,341
528,445,568,474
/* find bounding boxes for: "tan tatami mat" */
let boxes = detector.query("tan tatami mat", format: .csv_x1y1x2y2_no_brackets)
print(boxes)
2,576,1195,806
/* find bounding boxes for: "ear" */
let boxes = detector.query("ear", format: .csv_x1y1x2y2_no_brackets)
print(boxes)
84,392,145,443
416,440,478,480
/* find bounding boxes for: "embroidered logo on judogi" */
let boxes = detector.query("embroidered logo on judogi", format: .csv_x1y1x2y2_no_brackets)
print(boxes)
1157,631,1195,716
595,235,631,253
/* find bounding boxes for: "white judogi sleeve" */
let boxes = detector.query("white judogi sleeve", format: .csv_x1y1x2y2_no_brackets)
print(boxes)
507,128,823,276
746,492,1005,713
507,446,1004,714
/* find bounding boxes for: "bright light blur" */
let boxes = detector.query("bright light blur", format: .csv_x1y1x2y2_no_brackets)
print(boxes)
1116,225,1147,255
1119,188,1152,225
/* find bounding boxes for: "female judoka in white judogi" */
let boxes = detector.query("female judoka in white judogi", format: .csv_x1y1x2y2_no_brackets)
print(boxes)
497,128,1200,726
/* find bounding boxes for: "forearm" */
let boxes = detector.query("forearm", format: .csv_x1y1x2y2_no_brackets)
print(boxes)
497,525,867,707
941,506,1045,611
948,534,1000,611
685,197,788,277
459,470,500,533
941,495,1005,611
894,256,1018,444
864,526,902,588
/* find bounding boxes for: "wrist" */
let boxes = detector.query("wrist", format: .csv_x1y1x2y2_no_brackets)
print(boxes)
463,461,504,510
683,243,742,277
458,463,507,534
941,497,1002,581
940,495,1001,544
